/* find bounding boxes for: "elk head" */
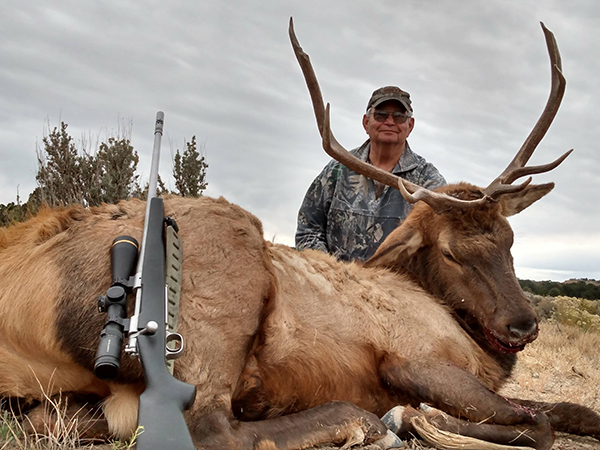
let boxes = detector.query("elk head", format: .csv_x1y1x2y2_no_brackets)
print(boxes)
290,18,571,355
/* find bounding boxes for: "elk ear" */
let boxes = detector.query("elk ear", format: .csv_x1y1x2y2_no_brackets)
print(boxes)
364,222,423,269
499,182,554,217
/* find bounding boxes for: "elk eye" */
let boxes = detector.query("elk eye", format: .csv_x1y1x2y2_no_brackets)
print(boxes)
442,248,460,265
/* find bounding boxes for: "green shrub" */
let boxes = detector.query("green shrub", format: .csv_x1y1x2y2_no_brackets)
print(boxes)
553,296,600,333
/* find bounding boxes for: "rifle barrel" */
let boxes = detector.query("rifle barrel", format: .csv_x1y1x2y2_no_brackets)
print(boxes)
126,112,165,355
139,111,165,274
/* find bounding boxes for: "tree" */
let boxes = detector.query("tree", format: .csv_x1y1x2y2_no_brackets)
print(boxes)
36,122,84,206
134,174,169,200
78,153,103,207
518,278,600,300
97,137,140,204
35,121,141,207
547,287,561,297
0,202,28,227
3,119,209,227
173,136,208,197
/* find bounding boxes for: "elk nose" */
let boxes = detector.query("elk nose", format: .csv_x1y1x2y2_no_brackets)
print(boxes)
508,318,538,341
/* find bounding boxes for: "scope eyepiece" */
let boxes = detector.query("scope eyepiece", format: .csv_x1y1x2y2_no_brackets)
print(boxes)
111,236,139,287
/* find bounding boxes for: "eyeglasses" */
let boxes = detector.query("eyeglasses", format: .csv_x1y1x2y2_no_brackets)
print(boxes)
371,109,411,124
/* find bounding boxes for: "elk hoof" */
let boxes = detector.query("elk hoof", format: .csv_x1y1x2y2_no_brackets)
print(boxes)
372,429,405,448
381,405,408,434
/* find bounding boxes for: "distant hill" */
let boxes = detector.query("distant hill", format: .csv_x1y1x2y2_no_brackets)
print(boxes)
519,278,600,300
564,278,600,287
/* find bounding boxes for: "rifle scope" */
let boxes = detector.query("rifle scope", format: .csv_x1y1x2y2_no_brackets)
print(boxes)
94,236,139,380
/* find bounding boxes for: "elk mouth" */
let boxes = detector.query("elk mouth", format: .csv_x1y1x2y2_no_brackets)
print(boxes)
483,326,536,354
455,310,536,355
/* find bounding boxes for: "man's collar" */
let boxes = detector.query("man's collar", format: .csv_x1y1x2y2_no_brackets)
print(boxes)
359,140,419,173
394,142,419,174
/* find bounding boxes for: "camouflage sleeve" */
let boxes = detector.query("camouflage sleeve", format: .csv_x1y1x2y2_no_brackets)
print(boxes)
418,162,447,190
295,168,332,253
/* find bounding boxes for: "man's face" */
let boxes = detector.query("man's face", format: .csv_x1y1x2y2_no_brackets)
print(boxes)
362,100,415,147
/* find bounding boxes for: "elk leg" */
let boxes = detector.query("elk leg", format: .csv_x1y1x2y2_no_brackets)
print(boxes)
509,398,600,441
191,401,390,450
379,355,539,426
383,404,553,450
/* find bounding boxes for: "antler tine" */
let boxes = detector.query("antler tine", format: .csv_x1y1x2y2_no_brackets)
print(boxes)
322,104,487,213
484,22,568,199
503,148,573,185
396,177,488,214
289,18,326,136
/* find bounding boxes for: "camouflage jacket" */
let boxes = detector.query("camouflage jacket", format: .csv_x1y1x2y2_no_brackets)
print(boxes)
295,140,446,262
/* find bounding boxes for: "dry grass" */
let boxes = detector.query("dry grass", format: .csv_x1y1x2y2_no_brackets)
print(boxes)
499,321,600,411
1,322,599,450
495,322,600,450
0,397,138,450
0,397,93,450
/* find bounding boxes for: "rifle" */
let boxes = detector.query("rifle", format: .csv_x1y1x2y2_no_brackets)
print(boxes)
94,112,196,449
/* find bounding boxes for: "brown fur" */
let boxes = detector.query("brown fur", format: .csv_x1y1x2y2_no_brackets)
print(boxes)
1,193,598,449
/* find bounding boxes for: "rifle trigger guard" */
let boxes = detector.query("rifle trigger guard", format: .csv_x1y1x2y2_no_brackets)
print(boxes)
165,331,184,360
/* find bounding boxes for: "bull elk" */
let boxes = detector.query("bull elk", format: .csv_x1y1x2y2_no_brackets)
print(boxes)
0,19,599,450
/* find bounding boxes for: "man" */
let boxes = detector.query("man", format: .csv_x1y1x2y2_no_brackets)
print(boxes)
295,86,446,262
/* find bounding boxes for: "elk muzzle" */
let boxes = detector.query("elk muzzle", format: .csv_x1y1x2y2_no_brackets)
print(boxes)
484,308,539,354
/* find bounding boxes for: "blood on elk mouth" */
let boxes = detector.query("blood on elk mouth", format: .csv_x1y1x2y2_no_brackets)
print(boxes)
454,309,537,354
454,310,534,354
483,327,533,354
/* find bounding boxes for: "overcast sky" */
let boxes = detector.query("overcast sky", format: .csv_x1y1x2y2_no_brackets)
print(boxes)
1,1,598,282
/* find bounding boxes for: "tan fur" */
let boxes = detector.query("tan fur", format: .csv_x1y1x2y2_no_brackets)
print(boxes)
103,382,144,437
0,194,510,413
249,245,504,417
1,192,596,449
0,206,109,400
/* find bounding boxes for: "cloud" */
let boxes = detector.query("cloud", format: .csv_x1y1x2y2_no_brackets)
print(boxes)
1,0,598,281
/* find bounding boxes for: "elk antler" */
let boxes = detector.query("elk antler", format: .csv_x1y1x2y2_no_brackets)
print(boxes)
289,18,571,212
482,22,572,200
289,18,485,213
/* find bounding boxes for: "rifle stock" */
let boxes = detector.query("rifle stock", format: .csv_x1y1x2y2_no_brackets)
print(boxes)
135,197,196,449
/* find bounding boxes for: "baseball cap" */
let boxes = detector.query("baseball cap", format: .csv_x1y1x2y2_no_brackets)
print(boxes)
366,86,413,113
